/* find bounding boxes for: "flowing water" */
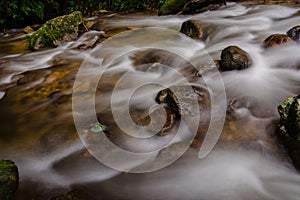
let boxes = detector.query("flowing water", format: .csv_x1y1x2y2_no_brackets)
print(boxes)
1,2,300,199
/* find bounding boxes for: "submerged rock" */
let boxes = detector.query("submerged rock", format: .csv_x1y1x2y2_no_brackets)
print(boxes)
158,0,189,15
155,85,210,117
181,0,226,15
28,11,83,50
219,46,252,71
0,160,19,200
180,20,212,41
287,25,300,42
262,34,294,48
277,95,300,171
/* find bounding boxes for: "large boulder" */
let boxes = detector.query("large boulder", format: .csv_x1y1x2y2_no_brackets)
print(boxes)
28,11,83,50
262,34,294,49
277,95,300,171
287,25,300,42
219,46,252,71
0,160,19,200
158,0,189,15
180,0,226,15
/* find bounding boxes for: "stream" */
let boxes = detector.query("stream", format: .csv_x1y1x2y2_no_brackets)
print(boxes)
1,2,300,200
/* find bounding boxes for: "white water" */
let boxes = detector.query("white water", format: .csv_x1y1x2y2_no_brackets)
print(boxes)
0,2,300,199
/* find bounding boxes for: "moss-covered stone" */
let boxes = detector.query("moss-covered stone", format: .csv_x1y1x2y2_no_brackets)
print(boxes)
28,11,83,50
0,160,19,200
277,95,300,171
158,0,190,15
278,96,295,123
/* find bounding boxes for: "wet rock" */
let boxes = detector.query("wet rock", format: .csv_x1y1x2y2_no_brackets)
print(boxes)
24,26,34,34
158,0,189,15
74,31,107,50
181,0,226,15
28,11,83,50
0,160,19,200
155,85,210,116
287,25,300,42
219,46,252,71
16,70,48,85
277,95,300,171
180,20,212,41
132,49,179,67
262,34,294,48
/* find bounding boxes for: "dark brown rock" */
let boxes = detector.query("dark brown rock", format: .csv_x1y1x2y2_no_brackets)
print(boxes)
219,46,252,71
263,34,294,48
180,20,212,41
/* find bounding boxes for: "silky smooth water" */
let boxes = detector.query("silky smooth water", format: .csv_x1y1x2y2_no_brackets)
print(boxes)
0,2,300,199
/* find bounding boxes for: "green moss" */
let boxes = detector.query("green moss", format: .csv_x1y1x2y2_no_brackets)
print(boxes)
158,0,189,15
0,160,19,200
278,96,295,121
278,95,300,140
28,11,83,50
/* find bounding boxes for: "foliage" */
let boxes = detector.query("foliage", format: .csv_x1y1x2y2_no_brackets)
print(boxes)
158,0,189,15
97,0,165,12
0,0,166,30
90,122,107,133
0,0,44,29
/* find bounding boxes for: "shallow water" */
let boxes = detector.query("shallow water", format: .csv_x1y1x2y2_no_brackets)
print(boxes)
0,2,300,199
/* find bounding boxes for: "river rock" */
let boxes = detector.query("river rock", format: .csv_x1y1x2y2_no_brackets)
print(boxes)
155,85,210,117
158,0,190,15
0,160,19,200
28,11,83,50
219,46,252,71
180,20,211,41
262,34,294,48
287,25,300,42
181,0,226,15
277,95,300,171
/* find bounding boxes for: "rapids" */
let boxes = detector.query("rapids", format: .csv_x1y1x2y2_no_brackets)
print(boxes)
1,2,300,199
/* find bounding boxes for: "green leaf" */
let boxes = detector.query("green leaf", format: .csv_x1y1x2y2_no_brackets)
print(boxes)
90,122,107,133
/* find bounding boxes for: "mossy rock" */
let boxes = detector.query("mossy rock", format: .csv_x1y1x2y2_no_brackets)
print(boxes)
158,0,190,15
28,11,83,50
0,160,19,200
277,95,300,170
